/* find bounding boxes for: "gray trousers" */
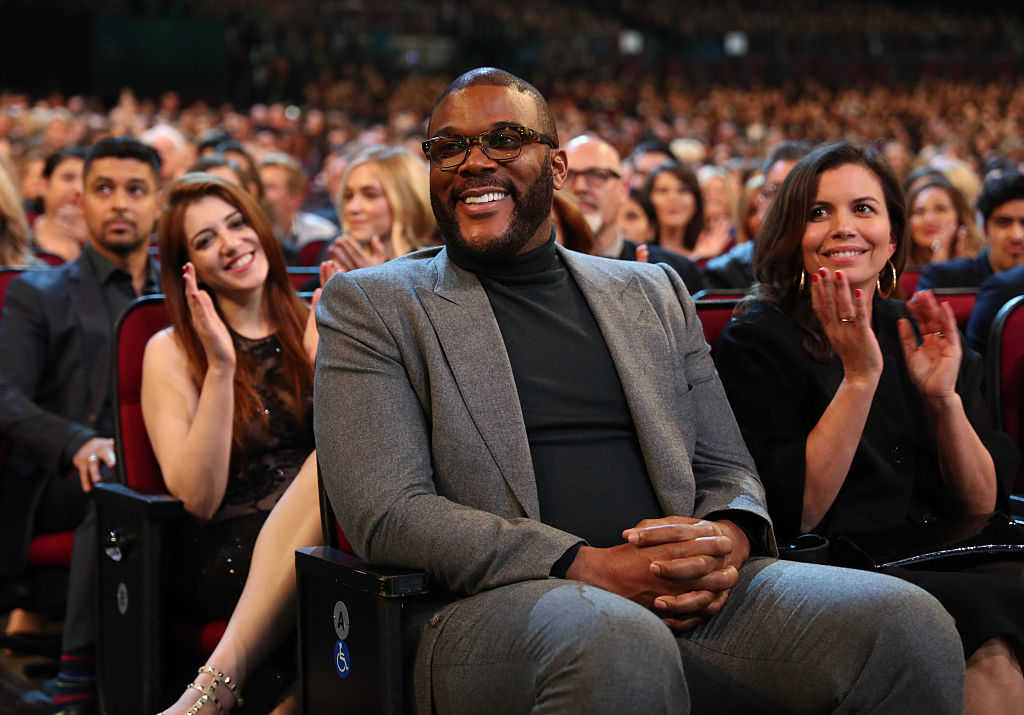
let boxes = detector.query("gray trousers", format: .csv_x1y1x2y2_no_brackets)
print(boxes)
418,558,965,714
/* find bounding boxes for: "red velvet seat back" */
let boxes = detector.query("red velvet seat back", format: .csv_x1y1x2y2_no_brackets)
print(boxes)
298,240,328,266
987,295,1024,492
696,299,739,353
114,296,171,494
931,288,977,332
900,269,922,299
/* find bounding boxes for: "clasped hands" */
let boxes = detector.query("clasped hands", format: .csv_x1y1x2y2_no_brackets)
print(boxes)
569,516,749,632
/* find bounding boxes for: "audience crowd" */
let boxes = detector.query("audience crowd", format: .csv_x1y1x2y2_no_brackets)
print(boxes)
2,52,1024,714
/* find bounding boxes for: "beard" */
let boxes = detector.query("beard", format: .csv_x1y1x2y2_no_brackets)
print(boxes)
96,221,151,256
433,159,554,261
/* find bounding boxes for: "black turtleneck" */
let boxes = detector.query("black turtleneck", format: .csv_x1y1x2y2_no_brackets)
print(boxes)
447,236,663,549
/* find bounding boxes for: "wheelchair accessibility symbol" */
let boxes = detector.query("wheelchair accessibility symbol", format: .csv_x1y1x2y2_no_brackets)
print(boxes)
334,640,351,678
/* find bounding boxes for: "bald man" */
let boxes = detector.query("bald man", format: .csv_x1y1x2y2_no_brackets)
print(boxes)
565,135,704,294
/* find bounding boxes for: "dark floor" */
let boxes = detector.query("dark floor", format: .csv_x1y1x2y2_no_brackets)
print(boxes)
0,615,57,715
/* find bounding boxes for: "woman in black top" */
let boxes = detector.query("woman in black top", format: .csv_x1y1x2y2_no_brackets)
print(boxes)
716,141,1024,713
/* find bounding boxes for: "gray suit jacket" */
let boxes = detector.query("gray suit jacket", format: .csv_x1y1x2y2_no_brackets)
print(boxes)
315,244,777,712
315,243,775,579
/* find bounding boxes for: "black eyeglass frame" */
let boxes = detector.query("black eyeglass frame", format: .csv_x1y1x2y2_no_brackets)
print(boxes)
565,168,622,185
421,125,558,171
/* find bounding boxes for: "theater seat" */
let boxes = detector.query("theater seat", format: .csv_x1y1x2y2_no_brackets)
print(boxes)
298,239,329,266
295,459,430,714
900,268,921,298
931,287,977,333
695,298,739,355
92,295,229,713
986,295,1024,496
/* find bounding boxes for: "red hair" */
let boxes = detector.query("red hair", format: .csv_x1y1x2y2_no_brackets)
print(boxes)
158,173,312,453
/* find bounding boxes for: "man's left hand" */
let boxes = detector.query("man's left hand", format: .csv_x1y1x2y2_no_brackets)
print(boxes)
621,516,750,627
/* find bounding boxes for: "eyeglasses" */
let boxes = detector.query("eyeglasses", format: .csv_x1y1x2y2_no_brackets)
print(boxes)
422,125,557,171
566,168,621,187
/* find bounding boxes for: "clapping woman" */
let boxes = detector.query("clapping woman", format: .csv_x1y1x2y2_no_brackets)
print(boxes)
715,142,1023,713
144,174,333,712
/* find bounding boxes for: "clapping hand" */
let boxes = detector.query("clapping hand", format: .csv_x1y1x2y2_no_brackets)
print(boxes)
899,290,961,405
302,260,340,363
326,234,390,272
183,262,235,371
809,268,883,384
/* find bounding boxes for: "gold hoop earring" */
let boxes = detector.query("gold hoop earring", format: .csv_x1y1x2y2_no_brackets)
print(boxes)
877,260,896,299
798,270,806,292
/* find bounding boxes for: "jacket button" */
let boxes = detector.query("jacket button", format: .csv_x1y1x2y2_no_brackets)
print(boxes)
429,613,441,627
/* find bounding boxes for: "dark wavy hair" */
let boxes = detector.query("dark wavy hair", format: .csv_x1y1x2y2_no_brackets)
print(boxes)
743,141,908,361
643,160,704,251
158,173,312,453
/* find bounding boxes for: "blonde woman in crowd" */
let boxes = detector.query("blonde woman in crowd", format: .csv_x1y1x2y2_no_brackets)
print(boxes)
0,164,35,266
323,144,436,271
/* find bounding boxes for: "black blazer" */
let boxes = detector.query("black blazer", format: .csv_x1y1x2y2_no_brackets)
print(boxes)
0,252,118,576
916,249,994,292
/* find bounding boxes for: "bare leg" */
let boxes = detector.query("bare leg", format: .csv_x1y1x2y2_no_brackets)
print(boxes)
965,637,1024,715
159,453,322,714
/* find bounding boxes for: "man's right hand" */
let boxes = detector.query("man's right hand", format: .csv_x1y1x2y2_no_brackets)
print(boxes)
566,534,738,632
72,437,116,492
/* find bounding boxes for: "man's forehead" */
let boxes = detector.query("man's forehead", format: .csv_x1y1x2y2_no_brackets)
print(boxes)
429,85,539,136
86,157,156,184
991,199,1024,218
52,157,84,176
567,139,620,171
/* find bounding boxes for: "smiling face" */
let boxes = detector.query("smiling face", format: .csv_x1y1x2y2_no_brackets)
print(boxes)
427,84,567,259
184,194,269,297
83,157,158,257
909,186,958,253
342,163,394,243
649,171,695,231
986,198,1024,273
801,163,895,295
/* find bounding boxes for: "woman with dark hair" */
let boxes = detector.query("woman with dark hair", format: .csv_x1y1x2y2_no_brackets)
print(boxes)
715,141,1023,713
145,173,332,712
643,161,705,258
617,187,656,244
906,175,983,267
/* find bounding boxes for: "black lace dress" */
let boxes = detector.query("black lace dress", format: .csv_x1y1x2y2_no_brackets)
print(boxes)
170,330,314,623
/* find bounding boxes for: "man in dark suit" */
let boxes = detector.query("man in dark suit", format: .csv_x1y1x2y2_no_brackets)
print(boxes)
564,134,704,294
965,172,1024,352
315,68,965,714
0,137,161,706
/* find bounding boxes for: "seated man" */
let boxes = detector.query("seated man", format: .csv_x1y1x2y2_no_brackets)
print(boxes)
0,137,162,709
918,172,1024,292
315,68,965,714
965,172,1024,353
258,152,339,264
564,134,704,295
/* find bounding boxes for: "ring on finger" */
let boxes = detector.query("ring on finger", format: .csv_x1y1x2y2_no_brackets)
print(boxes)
839,316,856,324
88,454,99,462
931,330,945,339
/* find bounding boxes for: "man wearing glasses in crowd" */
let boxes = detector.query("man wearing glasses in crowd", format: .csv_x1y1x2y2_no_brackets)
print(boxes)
565,134,704,293
314,68,965,714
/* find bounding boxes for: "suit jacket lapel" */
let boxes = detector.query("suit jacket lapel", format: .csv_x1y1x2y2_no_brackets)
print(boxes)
416,251,540,518
68,256,114,425
561,248,689,511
